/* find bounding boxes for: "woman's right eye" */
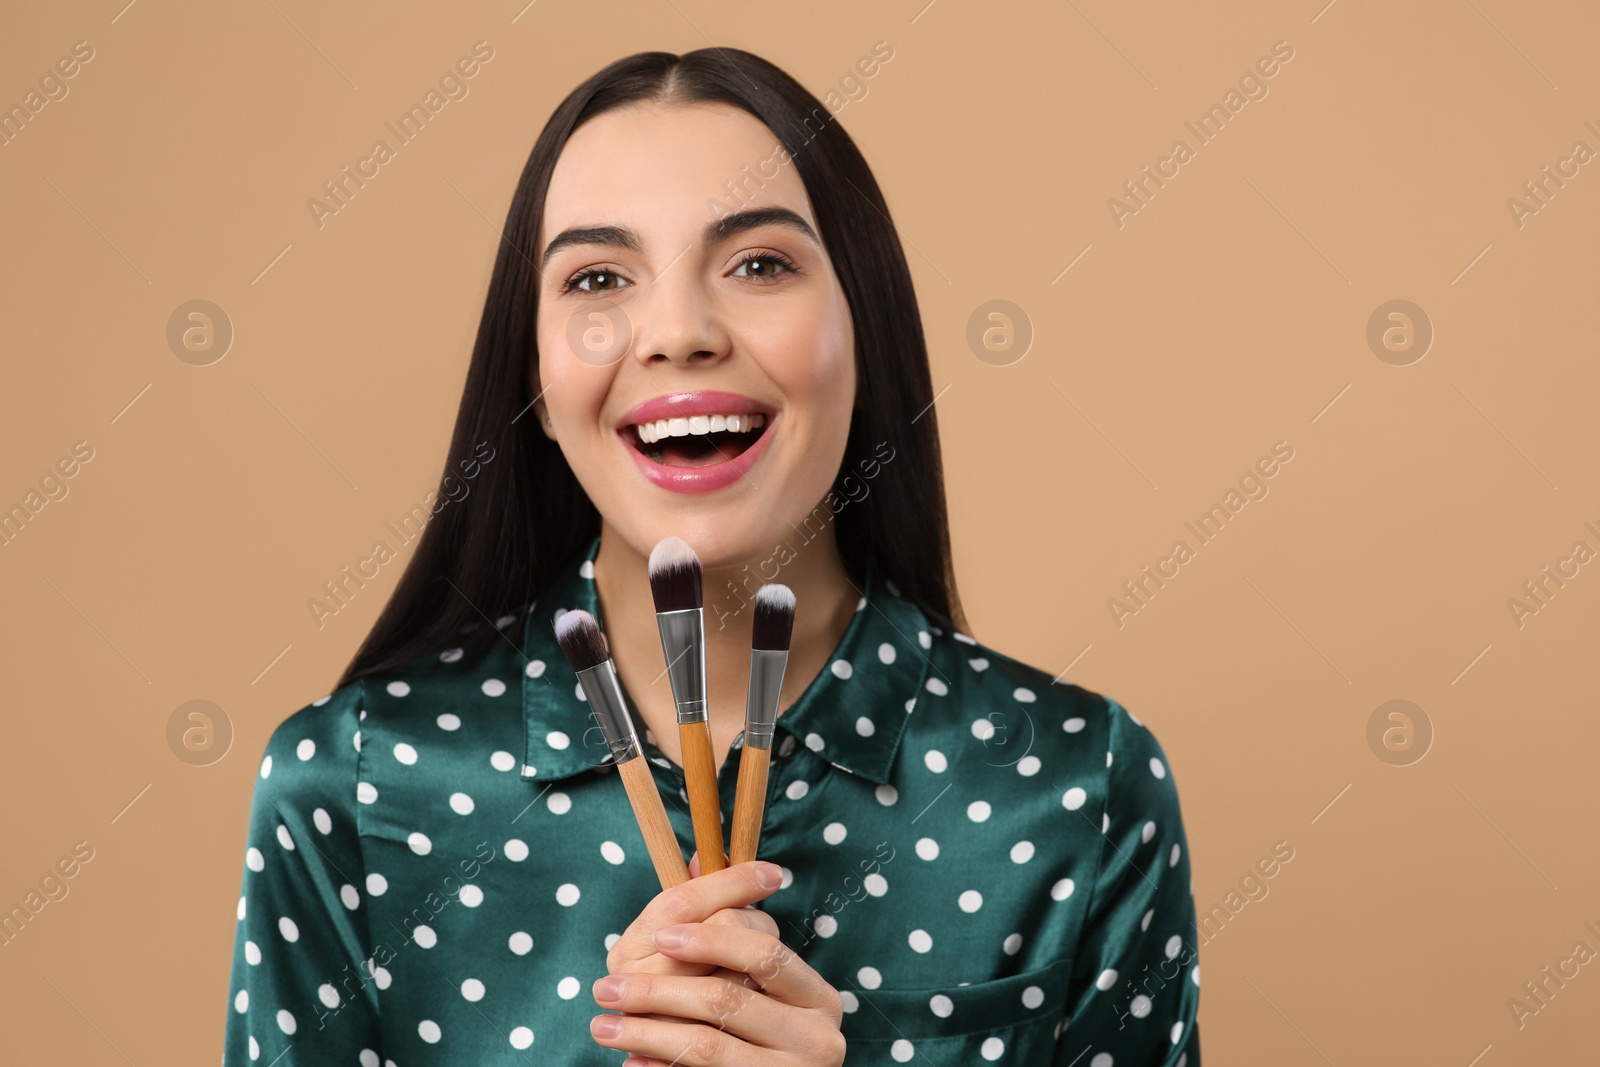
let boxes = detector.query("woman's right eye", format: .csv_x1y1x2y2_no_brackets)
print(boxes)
564,269,632,295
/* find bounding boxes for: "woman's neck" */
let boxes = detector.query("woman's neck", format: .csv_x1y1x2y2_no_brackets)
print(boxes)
590,521,859,775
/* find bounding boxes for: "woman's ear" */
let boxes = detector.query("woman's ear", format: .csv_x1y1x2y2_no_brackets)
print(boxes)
531,363,557,441
533,399,557,441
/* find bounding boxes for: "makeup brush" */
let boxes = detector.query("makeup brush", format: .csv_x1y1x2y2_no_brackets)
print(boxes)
648,536,726,875
730,583,795,866
554,609,689,890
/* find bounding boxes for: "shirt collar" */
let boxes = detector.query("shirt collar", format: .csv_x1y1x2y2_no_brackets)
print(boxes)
520,536,935,786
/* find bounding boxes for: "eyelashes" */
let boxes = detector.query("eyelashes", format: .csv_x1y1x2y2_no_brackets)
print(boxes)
560,267,626,296
729,250,800,281
559,250,801,295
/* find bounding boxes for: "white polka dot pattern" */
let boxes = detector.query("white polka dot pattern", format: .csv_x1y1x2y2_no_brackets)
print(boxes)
222,545,1199,1066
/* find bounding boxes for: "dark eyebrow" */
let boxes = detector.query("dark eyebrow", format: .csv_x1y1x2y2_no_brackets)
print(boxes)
707,206,819,247
540,207,819,266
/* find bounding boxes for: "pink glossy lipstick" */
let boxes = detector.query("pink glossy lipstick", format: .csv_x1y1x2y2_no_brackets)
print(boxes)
615,390,775,494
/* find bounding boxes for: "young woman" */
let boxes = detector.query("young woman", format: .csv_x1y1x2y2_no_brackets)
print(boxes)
223,48,1201,1066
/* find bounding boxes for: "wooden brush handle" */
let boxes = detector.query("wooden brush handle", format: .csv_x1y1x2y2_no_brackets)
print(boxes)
618,757,689,889
729,743,771,866
679,719,727,874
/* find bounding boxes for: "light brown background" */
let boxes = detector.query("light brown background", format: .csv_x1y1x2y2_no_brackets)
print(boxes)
3,0,1597,1063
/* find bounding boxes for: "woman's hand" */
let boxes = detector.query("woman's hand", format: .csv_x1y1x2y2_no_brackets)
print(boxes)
605,851,781,980
593,855,845,1065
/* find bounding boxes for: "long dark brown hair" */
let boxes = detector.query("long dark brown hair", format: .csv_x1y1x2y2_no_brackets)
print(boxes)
338,47,963,687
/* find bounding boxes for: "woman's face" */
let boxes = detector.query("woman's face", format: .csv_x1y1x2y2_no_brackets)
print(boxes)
533,101,856,570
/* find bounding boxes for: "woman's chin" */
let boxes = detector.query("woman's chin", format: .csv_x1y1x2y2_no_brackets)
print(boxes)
602,509,808,577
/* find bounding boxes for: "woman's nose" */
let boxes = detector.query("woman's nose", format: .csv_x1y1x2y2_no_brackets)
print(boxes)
628,266,730,366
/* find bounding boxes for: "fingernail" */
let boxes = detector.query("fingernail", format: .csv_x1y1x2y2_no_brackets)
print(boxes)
591,1014,623,1038
593,975,626,1001
756,862,783,888
654,925,687,949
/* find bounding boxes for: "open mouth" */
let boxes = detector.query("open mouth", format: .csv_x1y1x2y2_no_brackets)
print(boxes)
624,412,770,468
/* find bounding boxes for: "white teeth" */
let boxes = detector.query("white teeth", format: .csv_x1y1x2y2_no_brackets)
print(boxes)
633,412,766,444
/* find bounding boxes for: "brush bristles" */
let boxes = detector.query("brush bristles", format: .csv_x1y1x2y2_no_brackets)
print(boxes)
647,536,703,612
752,583,796,651
553,609,610,672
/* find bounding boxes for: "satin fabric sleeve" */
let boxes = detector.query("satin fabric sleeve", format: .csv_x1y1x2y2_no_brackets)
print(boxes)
1053,699,1201,1066
222,682,384,1066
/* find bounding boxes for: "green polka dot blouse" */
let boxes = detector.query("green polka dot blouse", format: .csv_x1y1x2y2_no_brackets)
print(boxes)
224,537,1201,1064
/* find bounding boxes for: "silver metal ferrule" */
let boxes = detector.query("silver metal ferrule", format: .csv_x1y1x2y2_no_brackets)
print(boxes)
743,647,790,749
656,606,707,725
574,659,642,764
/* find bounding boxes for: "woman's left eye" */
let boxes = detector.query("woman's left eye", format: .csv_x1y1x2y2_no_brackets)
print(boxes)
730,252,798,280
